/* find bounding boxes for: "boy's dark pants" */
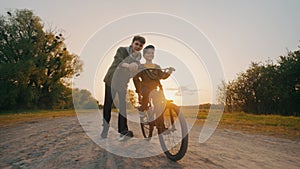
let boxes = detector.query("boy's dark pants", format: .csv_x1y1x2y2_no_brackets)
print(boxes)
139,88,166,128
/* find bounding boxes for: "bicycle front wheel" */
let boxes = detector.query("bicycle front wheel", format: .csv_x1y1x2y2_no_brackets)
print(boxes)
141,121,154,140
158,104,188,161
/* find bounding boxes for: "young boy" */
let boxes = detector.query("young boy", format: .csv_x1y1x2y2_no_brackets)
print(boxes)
133,45,175,130
102,35,146,141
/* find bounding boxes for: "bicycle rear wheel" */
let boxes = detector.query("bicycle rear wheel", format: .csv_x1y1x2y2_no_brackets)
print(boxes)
158,103,188,161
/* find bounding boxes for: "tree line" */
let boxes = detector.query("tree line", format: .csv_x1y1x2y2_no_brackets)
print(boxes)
218,46,300,116
0,9,93,111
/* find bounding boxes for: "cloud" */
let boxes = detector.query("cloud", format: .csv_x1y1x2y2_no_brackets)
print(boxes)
165,86,201,96
164,87,179,91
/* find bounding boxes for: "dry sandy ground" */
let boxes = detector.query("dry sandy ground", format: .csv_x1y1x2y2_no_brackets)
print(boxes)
0,111,299,169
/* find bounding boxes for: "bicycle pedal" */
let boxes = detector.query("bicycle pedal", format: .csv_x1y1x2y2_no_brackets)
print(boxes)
170,127,176,132
162,129,171,135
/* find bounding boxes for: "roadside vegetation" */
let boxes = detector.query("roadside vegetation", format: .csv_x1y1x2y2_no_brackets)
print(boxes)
197,109,300,140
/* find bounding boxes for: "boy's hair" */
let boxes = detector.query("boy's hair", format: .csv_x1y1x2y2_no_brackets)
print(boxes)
143,45,155,54
132,35,146,44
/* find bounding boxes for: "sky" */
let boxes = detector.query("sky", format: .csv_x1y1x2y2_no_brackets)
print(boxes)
1,0,300,105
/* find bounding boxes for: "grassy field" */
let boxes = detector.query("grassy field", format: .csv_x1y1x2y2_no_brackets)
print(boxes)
0,108,299,140
194,108,300,140
0,109,76,127
221,112,300,139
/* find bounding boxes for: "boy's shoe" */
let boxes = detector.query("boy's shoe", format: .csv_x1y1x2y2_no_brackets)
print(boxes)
119,130,134,141
100,124,109,139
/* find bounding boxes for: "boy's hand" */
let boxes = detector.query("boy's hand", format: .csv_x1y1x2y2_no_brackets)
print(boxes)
169,67,176,71
167,67,175,74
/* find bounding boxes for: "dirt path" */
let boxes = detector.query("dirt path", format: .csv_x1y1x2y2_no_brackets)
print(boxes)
0,111,299,169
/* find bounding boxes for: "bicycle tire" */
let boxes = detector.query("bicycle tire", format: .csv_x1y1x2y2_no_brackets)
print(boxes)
158,104,188,161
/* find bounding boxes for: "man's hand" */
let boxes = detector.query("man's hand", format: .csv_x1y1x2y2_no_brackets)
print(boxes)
128,62,138,72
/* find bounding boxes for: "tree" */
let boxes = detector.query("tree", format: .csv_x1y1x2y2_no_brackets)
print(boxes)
218,45,300,116
0,9,82,110
277,48,300,116
72,89,98,109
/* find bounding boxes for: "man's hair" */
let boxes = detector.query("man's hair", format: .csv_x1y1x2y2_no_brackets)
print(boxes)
143,45,155,54
132,35,146,44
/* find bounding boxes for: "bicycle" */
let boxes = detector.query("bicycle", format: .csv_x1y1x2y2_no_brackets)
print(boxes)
139,92,189,161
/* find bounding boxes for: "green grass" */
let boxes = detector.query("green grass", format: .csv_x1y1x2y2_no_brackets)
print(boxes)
180,107,300,139
219,112,300,140
220,112,300,128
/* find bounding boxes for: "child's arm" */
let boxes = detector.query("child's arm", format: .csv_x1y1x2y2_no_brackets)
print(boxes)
133,73,142,94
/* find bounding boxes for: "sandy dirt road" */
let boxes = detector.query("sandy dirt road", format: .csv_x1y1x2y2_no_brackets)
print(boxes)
0,111,299,169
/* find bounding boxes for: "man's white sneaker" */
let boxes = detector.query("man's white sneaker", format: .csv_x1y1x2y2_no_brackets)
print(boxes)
119,130,134,141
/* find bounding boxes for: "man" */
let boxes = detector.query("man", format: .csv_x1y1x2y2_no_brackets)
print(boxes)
101,35,146,141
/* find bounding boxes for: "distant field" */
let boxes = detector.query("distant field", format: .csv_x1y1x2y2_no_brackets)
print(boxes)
1,108,299,140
